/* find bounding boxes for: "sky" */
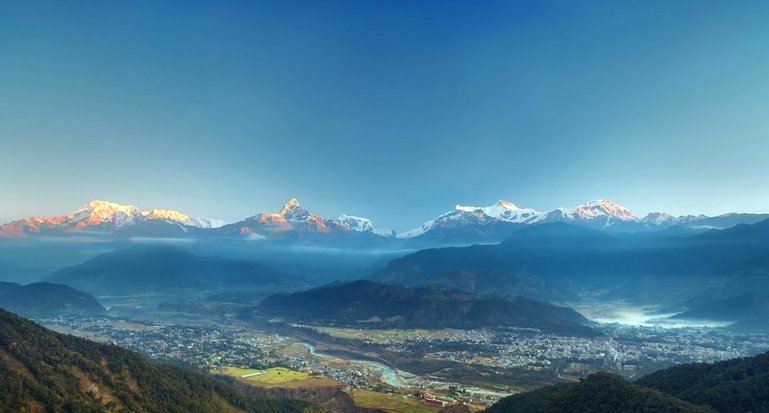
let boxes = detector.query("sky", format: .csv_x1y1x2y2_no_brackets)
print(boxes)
1,0,769,231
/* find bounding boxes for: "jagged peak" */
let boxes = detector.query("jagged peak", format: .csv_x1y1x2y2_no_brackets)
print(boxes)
279,198,304,214
84,199,136,210
582,199,617,207
574,199,636,221
455,204,475,212
78,200,141,219
455,200,522,213
142,209,191,222
334,214,375,232
496,200,520,210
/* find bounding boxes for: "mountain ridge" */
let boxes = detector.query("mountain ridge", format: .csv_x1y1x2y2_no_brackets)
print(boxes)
2,198,767,246
256,280,597,336
47,245,298,296
0,282,106,316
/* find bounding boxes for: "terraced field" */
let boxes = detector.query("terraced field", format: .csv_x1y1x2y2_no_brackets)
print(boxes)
217,366,337,388
350,389,440,413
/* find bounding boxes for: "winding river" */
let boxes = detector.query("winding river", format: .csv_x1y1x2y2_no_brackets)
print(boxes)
301,343,402,386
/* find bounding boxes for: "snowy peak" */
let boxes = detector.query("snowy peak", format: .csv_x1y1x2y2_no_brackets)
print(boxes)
452,200,537,222
143,209,191,222
279,198,302,214
497,200,520,211
330,215,395,236
398,198,646,238
398,200,542,238
333,215,374,232
239,200,391,237
81,200,141,218
641,212,676,226
0,200,225,238
279,198,311,221
142,209,225,229
573,199,637,222
254,198,313,224
60,200,143,230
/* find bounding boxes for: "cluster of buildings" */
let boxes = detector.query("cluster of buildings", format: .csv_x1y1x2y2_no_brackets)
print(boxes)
34,313,769,401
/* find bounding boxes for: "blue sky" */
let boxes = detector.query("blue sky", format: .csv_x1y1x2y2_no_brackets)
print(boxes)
1,1,769,231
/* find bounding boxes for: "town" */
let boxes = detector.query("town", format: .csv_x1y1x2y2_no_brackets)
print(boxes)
37,313,769,403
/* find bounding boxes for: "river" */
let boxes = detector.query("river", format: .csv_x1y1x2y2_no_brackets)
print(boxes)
301,343,402,386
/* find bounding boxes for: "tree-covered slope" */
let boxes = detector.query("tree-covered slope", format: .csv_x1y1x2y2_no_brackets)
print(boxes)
637,351,769,413
485,373,715,413
258,280,596,335
487,351,769,413
0,308,317,413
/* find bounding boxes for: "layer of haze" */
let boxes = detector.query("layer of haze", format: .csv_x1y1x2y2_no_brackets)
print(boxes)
2,1,769,231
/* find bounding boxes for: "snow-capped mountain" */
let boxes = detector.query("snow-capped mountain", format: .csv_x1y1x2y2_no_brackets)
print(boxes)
398,200,541,238
240,198,330,233
0,200,224,238
333,215,375,232
1,197,766,243
397,199,769,240
333,215,397,237
537,199,638,229
222,198,394,239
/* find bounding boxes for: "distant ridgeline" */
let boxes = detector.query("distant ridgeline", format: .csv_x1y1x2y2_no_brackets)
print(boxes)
256,280,598,336
373,219,769,310
0,281,105,316
47,245,294,296
485,351,769,413
0,308,317,413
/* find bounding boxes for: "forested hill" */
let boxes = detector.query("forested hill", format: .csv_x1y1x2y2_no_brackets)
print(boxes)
257,280,596,336
0,308,318,413
484,372,714,413
0,281,106,316
637,351,769,413
486,351,769,413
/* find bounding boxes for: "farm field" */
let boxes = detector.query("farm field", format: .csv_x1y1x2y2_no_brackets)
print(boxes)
350,389,441,413
216,366,337,388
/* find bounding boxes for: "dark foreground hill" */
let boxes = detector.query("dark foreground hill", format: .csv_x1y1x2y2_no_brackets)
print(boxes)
257,280,596,336
0,281,105,316
0,308,316,413
485,372,714,413
637,351,769,413
486,351,769,413
47,245,294,296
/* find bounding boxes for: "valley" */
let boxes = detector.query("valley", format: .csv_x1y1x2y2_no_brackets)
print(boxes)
4,3,768,411
3,201,769,412
33,294,769,411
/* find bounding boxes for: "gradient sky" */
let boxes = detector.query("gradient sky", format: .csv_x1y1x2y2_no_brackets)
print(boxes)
2,1,769,231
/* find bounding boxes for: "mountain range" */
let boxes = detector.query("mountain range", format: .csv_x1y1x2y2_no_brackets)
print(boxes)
2,198,767,246
373,219,769,308
0,200,225,238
